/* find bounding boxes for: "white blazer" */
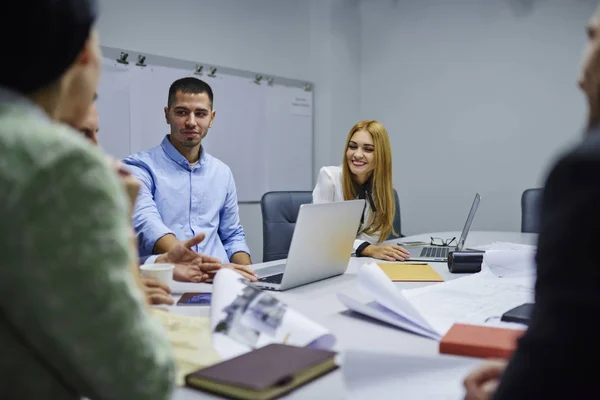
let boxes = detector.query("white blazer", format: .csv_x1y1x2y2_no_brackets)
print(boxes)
312,165,381,251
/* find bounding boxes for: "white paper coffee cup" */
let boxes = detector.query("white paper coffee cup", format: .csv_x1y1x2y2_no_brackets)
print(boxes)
140,263,174,285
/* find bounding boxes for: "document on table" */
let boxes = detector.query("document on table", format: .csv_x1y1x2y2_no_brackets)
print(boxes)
210,268,336,360
473,242,537,278
377,263,444,282
343,262,439,338
337,263,532,340
150,309,221,386
342,350,480,400
404,270,533,335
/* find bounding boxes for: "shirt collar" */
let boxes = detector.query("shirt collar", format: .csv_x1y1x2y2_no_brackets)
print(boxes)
353,175,373,195
353,175,377,212
0,86,51,122
161,135,209,169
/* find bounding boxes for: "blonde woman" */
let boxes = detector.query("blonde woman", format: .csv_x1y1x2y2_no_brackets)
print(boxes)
312,120,409,261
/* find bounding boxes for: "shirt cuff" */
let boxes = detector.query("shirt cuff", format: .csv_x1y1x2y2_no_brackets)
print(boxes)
143,254,161,265
355,242,371,257
225,243,251,261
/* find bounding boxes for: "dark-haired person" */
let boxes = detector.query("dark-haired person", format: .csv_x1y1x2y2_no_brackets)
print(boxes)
0,1,175,399
123,77,257,281
71,97,223,292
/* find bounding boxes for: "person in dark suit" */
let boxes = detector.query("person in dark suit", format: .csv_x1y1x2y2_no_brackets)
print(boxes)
463,5,600,400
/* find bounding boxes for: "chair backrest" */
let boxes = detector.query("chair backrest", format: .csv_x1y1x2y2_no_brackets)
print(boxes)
261,191,313,262
521,188,543,233
260,189,404,261
388,188,404,240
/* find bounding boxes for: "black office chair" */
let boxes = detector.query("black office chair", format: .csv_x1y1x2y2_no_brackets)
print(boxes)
260,189,404,262
261,191,313,262
388,189,404,239
521,188,543,233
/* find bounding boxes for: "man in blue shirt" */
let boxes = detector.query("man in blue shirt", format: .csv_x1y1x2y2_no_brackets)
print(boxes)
71,95,224,291
124,77,255,278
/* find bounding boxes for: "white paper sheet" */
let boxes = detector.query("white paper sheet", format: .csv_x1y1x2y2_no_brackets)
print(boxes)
404,270,533,335
210,269,335,359
289,91,313,116
357,263,435,332
337,293,441,340
343,350,481,400
480,243,537,279
339,263,532,338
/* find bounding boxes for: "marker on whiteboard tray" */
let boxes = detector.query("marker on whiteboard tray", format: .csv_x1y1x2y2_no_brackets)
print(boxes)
136,55,146,67
116,52,129,65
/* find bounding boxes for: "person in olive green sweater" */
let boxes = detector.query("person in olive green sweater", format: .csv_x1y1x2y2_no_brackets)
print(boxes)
0,1,176,399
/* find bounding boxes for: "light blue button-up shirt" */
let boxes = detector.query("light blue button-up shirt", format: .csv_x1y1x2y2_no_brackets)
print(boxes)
123,136,250,263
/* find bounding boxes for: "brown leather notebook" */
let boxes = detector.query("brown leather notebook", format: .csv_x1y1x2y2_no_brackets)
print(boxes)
439,323,526,359
185,344,337,400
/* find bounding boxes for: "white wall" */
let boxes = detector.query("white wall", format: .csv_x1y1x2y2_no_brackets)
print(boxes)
96,0,361,262
310,0,362,171
359,0,595,236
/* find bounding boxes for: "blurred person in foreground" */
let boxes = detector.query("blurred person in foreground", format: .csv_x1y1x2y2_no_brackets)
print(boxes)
0,1,176,398
464,4,600,399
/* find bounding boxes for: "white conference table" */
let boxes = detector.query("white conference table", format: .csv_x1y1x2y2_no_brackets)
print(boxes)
172,231,537,399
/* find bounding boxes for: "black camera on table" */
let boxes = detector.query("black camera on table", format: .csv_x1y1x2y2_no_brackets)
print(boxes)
447,250,485,273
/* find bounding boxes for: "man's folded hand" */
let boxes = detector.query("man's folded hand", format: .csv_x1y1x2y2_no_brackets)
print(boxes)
156,233,222,283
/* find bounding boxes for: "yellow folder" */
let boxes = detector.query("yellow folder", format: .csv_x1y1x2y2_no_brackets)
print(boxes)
377,262,444,282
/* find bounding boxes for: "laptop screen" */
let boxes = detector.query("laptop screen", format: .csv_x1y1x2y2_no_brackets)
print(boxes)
456,193,481,250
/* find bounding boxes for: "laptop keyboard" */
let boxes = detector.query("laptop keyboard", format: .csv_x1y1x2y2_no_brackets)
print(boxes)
420,246,450,259
259,273,284,284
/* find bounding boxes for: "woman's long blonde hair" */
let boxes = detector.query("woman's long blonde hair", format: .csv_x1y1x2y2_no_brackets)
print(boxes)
342,120,396,242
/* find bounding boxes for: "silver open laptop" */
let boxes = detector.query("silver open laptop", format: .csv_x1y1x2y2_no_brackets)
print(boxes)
404,193,482,262
255,199,365,291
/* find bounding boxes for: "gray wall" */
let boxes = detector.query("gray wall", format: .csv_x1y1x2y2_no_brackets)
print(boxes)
359,0,595,235
97,0,596,261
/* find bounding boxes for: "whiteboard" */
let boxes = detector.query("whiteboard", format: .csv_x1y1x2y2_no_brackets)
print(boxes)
96,47,313,202
96,59,131,159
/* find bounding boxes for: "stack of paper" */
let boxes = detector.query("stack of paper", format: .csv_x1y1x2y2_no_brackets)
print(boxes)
150,309,221,386
338,263,532,340
211,269,336,360
473,242,536,279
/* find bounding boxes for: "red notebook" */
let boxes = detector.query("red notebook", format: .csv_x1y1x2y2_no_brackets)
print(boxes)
439,323,526,359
